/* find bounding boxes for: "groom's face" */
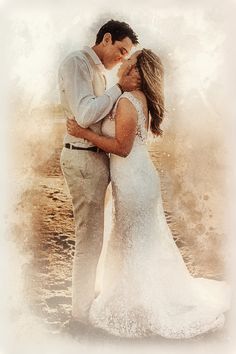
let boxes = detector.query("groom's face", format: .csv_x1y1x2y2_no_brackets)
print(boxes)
101,34,133,70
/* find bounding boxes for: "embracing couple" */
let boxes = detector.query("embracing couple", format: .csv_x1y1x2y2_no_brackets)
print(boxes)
58,20,230,339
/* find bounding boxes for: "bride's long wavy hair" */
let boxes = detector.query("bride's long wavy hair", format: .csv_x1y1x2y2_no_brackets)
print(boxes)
136,49,165,136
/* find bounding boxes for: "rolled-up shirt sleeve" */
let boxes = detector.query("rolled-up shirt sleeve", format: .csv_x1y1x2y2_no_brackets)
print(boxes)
60,56,122,128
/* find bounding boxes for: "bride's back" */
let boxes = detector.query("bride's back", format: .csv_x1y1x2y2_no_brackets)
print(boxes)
129,90,149,131
101,91,149,146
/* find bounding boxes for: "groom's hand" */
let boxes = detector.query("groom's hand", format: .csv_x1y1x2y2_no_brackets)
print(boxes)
118,65,141,92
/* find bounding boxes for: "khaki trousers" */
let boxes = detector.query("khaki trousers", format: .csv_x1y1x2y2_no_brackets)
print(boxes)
60,147,110,322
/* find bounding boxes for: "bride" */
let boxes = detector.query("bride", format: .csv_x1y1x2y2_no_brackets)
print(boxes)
66,49,231,339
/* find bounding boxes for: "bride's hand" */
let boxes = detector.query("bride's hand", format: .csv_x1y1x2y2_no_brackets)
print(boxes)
67,118,88,138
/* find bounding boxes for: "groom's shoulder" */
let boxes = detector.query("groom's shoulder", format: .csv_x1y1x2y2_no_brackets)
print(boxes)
59,50,90,72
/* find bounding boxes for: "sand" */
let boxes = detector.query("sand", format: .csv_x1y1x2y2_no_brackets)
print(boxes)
15,119,226,334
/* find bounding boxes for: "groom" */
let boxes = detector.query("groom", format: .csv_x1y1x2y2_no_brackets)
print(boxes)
59,19,140,328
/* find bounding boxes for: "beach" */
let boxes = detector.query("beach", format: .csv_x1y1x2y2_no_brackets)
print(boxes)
16,113,227,333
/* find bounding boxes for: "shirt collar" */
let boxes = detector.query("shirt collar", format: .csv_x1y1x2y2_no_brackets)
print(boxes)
83,46,106,73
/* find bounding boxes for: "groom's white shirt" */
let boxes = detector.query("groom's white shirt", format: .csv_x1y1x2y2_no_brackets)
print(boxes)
59,46,122,147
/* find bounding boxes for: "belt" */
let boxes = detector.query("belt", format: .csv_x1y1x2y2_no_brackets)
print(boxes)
64,143,105,153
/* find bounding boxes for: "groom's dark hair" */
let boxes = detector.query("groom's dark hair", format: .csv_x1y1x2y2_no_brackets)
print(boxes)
95,20,139,45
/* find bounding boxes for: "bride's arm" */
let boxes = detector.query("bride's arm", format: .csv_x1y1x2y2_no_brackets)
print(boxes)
67,98,137,157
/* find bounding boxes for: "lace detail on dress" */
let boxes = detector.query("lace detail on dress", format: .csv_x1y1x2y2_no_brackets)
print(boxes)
107,92,148,145
88,91,231,339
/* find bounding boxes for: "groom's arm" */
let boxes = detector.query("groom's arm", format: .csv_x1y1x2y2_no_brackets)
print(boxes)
59,56,122,128
67,97,138,157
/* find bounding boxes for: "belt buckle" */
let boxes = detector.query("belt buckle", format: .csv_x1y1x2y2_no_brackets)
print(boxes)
65,143,72,150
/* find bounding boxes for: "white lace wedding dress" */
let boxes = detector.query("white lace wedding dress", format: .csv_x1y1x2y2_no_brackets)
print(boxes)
88,92,231,339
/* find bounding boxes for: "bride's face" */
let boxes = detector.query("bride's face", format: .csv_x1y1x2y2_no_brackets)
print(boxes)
117,50,142,79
